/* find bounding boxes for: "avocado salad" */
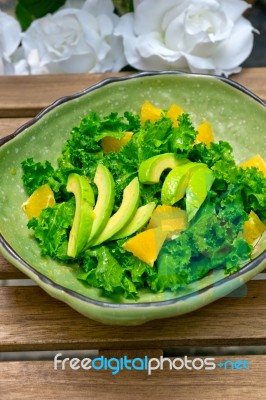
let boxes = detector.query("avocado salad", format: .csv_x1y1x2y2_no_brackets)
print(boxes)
21,101,266,299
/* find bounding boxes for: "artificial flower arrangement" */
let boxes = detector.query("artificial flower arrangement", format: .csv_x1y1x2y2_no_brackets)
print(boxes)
0,0,256,76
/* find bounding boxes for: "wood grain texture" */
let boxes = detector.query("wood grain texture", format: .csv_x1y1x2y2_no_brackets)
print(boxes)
0,68,265,400
0,118,30,138
231,67,266,100
0,69,265,278
0,256,27,279
0,72,130,117
0,69,265,138
0,281,265,351
0,356,265,400
0,69,264,119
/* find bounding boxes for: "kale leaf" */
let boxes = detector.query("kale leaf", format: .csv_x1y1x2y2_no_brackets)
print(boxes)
188,141,266,220
78,240,157,299
154,196,252,293
22,108,264,299
169,113,199,156
28,197,75,261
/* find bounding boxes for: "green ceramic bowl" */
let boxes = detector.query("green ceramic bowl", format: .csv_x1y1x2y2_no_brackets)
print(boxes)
0,71,265,325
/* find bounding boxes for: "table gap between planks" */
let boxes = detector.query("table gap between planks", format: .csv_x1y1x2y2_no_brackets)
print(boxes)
0,68,265,400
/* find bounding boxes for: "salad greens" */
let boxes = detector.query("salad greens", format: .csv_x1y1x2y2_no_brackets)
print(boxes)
21,106,266,299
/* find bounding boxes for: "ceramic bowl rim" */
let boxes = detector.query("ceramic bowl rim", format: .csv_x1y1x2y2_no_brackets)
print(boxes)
0,70,265,146
0,70,265,309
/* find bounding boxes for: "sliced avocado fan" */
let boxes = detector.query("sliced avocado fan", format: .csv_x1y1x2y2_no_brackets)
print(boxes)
186,167,214,221
88,164,115,244
139,153,188,184
161,162,214,220
66,173,95,258
90,177,140,246
161,162,206,205
111,201,156,240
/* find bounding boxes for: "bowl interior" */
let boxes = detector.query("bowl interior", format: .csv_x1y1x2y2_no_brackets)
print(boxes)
1,73,266,306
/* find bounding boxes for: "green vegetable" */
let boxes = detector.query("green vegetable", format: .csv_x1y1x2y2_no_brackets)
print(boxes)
78,246,138,298
89,177,140,246
112,202,156,240
154,196,252,292
138,153,187,184
21,158,55,195
22,107,265,299
185,166,214,221
66,173,95,258
28,198,75,261
78,243,157,299
21,157,79,201
188,141,266,220
88,164,115,242
169,113,198,155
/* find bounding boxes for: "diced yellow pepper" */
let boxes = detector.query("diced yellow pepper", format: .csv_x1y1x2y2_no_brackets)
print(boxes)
195,121,215,147
166,104,184,127
240,154,266,177
244,210,265,244
148,205,188,236
22,184,55,219
140,101,163,124
123,227,167,266
101,132,133,153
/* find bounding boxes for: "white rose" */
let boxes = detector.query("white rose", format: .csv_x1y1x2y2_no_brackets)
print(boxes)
21,0,126,74
0,10,22,75
115,0,256,76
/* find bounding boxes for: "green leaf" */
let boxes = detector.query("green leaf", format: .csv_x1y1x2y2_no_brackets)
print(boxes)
169,113,198,156
21,158,55,195
113,0,134,15
188,141,266,220
28,197,75,261
21,157,79,201
156,194,252,292
22,107,261,300
15,0,66,30
78,246,138,298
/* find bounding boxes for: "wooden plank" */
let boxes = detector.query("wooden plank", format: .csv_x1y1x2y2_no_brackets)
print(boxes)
231,67,266,100
0,356,265,400
0,67,265,138
0,69,264,118
0,281,265,351
0,256,27,280
0,73,130,117
0,118,30,138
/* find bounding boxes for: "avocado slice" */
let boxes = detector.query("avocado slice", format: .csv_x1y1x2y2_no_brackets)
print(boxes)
186,167,214,221
111,202,156,240
88,164,115,243
139,153,188,184
67,173,95,258
161,162,206,205
90,177,140,246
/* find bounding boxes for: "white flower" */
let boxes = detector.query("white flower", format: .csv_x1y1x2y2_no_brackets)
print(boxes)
115,0,256,76
0,10,22,75
21,0,126,74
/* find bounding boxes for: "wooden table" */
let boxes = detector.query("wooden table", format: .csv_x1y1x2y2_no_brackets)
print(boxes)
0,69,265,400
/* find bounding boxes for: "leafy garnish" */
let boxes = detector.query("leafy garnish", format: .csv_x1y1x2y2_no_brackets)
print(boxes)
78,240,157,299
22,108,265,299
169,113,198,156
154,196,252,292
188,141,266,220
28,198,75,261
